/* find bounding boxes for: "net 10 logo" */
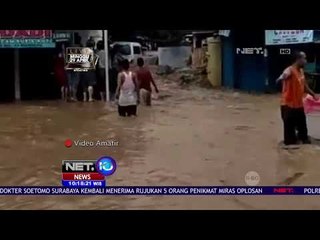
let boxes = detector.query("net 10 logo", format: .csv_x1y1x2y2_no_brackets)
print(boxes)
61,157,117,187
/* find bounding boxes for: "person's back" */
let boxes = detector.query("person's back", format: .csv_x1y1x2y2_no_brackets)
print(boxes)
136,66,153,91
67,36,82,101
136,57,158,106
116,59,139,117
119,71,136,104
97,49,106,69
80,42,97,102
81,47,94,69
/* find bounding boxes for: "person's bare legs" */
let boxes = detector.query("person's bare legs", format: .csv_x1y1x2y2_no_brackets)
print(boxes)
69,83,78,101
64,87,69,102
61,86,65,100
88,86,94,102
68,72,79,102
100,92,105,101
69,85,73,100
146,91,151,106
140,89,151,106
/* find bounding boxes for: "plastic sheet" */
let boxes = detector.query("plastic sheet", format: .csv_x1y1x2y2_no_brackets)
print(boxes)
303,94,320,114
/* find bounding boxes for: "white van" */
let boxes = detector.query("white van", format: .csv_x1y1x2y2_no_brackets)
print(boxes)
111,42,142,63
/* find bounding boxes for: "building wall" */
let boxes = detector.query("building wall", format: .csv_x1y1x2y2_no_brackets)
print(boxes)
221,30,267,92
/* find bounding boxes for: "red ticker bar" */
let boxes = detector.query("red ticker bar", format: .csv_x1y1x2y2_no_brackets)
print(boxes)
62,173,105,180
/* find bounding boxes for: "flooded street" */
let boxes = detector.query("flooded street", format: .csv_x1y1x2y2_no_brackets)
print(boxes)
1,75,320,209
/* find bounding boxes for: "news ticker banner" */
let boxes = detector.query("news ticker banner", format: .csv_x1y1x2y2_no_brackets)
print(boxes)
2,187,320,195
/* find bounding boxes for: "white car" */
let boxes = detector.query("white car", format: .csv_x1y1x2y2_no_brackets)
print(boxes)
111,42,142,63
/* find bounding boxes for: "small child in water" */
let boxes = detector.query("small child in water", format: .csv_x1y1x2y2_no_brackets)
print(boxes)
135,58,159,106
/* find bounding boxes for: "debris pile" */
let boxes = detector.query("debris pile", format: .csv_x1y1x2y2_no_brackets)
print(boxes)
156,65,174,75
156,66,212,89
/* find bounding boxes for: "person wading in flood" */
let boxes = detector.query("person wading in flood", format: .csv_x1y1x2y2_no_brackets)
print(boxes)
81,41,98,102
54,49,68,101
96,40,107,101
67,35,82,101
116,59,139,117
136,57,159,106
277,51,318,148
111,45,125,100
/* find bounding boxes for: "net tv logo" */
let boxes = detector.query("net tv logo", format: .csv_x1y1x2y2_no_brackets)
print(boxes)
61,157,116,187
96,156,117,176
236,47,265,55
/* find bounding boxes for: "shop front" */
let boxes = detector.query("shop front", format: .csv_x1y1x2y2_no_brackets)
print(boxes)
265,30,315,91
0,30,58,101
221,30,317,93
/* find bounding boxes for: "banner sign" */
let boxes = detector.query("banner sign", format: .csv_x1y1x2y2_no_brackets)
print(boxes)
265,30,314,45
65,47,98,72
0,30,55,48
1,186,320,195
53,32,71,42
219,30,230,37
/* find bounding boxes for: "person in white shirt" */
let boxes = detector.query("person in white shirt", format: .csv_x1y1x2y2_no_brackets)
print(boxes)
66,35,82,101
96,40,108,101
116,59,139,117
80,42,97,102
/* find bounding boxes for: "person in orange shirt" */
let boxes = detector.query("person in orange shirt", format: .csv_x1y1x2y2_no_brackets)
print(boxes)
277,51,318,146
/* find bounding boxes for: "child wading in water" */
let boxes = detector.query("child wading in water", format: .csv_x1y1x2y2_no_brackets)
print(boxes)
116,59,139,117
136,57,159,106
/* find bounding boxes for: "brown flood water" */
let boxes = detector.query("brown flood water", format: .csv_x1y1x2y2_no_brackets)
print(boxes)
1,77,320,209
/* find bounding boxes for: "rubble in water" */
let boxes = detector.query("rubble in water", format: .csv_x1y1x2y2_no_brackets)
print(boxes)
156,66,212,89
156,65,173,75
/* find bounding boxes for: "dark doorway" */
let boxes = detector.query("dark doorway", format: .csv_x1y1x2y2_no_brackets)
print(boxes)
266,45,293,91
233,30,267,92
0,49,14,102
19,48,59,100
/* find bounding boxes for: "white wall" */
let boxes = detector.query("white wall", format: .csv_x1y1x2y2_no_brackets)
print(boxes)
158,46,192,68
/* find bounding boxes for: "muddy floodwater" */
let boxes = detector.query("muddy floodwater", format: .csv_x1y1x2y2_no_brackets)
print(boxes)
1,77,320,209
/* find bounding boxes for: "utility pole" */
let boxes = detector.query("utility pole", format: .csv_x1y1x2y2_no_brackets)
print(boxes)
103,30,110,102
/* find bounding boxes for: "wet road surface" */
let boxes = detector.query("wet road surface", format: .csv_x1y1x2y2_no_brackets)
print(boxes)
1,77,320,209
